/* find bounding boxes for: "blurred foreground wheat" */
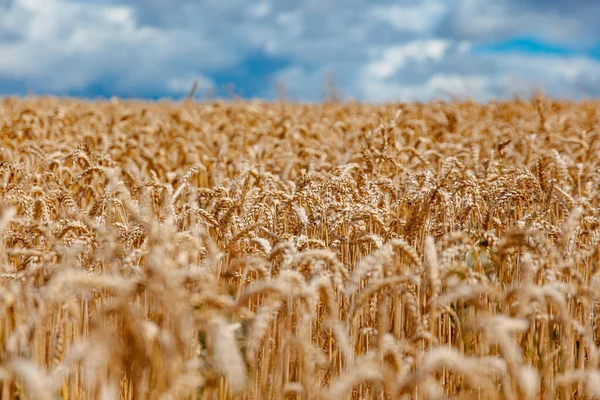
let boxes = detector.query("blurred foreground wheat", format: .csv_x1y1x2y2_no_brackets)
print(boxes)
1,96,600,399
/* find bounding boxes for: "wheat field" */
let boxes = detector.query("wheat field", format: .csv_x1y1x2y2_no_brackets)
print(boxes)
0,95,599,399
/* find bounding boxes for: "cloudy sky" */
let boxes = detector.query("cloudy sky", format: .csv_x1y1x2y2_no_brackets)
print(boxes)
1,0,599,102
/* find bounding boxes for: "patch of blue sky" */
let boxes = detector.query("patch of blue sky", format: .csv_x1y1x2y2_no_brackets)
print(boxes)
48,75,167,101
472,36,599,60
209,51,291,99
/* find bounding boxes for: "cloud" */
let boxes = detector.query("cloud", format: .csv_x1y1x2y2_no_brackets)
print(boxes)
365,40,454,80
166,74,214,96
439,0,600,48
0,0,218,96
359,49,600,102
0,0,599,101
367,1,447,35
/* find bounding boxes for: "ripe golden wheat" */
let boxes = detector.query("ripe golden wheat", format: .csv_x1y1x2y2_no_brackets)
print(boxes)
0,95,600,399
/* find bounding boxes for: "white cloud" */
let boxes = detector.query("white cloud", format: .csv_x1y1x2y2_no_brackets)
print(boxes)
248,2,271,19
166,74,214,96
368,1,447,34
366,40,453,79
361,74,493,103
486,54,600,98
359,50,600,102
0,0,235,94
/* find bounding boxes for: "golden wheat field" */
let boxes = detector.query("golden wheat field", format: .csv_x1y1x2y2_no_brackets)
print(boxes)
0,95,599,400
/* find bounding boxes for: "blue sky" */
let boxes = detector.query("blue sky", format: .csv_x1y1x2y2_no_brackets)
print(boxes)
1,0,599,102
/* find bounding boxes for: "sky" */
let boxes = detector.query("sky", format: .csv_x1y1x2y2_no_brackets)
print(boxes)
1,0,600,103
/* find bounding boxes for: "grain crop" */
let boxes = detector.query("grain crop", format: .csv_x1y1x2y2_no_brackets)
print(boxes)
0,95,600,399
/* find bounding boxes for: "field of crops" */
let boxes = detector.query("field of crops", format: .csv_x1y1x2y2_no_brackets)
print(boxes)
0,96,599,399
